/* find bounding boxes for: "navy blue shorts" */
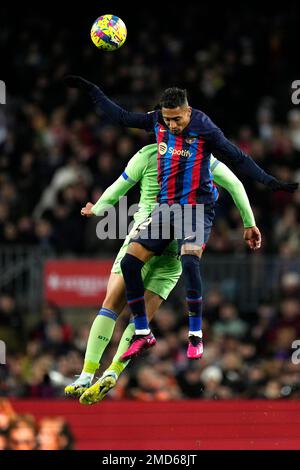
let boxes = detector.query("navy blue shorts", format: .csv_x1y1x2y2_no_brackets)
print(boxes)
130,203,215,255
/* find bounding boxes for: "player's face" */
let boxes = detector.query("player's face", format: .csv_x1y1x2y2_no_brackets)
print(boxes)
162,106,192,135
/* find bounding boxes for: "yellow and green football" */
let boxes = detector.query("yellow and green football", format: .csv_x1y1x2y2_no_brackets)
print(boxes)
90,14,127,51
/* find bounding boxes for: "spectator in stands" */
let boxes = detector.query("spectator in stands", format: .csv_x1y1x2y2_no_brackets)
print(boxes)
0,431,7,450
7,415,38,450
37,417,74,450
0,5,299,403
0,294,24,352
212,303,248,339
31,302,72,354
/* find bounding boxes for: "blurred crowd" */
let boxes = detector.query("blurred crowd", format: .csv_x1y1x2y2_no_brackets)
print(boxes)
0,399,74,450
0,4,300,406
0,5,299,256
0,276,299,402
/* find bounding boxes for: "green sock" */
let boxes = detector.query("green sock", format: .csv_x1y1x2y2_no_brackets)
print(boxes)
107,322,135,377
83,308,118,375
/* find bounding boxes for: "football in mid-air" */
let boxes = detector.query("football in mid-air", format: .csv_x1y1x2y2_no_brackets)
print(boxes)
90,14,127,51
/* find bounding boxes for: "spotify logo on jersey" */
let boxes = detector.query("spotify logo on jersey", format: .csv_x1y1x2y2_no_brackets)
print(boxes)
159,142,168,155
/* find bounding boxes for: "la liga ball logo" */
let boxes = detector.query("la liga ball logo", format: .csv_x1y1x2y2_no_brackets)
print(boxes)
90,14,127,51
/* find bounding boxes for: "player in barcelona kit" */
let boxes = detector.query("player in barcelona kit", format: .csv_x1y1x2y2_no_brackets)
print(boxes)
65,143,261,404
65,76,298,365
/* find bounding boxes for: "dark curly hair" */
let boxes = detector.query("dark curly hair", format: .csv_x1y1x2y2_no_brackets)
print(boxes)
159,87,188,109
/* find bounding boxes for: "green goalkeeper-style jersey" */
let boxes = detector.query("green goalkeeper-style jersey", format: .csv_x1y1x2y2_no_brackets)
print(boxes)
92,143,255,239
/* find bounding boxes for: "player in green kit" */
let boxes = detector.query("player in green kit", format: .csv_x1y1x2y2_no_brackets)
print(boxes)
65,143,261,404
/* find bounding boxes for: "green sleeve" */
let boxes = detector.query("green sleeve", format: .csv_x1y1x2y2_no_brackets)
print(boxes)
211,156,256,228
124,145,153,182
91,176,134,216
92,150,147,216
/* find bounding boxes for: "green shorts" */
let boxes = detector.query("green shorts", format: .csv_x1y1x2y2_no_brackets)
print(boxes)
112,235,182,300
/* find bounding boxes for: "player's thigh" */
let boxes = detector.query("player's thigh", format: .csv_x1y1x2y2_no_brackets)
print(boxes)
179,203,215,256
102,273,127,314
126,241,154,262
130,205,173,257
142,255,182,312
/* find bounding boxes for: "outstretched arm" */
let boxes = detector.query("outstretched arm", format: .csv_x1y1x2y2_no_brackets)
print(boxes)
81,149,147,217
211,156,261,250
211,156,255,228
209,128,298,192
89,176,135,216
65,75,156,130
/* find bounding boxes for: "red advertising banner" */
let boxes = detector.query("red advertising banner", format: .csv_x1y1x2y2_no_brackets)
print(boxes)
11,400,300,450
44,260,114,307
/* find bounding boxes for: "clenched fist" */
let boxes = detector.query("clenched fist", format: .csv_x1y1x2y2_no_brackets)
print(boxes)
244,226,262,250
81,202,95,217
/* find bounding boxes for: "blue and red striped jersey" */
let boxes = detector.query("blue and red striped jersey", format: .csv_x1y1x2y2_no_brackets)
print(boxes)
154,109,219,205
90,85,275,205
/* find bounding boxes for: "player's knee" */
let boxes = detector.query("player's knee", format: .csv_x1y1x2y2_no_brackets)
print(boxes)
181,254,202,295
181,244,203,258
120,253,144,280
120,254,130,278
102,289,123,312
181,253,201,271
127,242,153,262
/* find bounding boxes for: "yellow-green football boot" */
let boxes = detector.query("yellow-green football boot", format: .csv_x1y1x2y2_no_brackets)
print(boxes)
65,375,93,398
79,371,117,405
